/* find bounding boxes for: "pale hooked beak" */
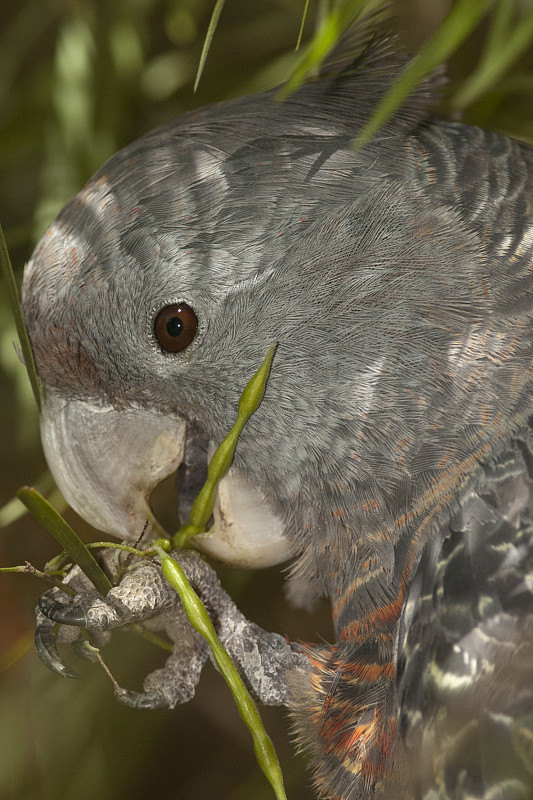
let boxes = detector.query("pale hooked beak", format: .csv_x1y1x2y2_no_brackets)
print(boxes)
40,393,293,568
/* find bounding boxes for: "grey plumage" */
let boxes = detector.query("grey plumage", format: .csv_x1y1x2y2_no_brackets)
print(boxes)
22,28,533,799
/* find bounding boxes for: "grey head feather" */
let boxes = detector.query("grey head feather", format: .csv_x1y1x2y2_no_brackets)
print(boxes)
21,22,533,797
22,28,533,603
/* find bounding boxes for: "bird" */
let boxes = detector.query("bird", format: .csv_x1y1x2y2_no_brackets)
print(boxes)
21,21,533,800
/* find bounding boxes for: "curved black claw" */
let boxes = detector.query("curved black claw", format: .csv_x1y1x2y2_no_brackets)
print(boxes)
35,622,79,679
39,594,87,626
114,686,171,710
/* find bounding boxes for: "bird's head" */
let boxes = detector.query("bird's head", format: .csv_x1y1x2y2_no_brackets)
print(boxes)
22,38,486,583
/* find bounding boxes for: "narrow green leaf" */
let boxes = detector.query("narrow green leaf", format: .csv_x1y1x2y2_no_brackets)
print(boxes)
156,547,286,800
194,0,225,92
295,0,311,52
352,0,494,149
0,224,41,411
173,342,277,547
278,9,341,99
279,0,385,99
17,486,112,595
484,0,515,53
452,9,533,109
0,471,60,528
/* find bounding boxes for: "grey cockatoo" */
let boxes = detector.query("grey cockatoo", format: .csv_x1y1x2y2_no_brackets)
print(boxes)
21,24,533,800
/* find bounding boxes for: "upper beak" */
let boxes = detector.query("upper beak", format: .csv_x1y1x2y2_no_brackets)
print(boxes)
41,392,186,541
40,393,294,568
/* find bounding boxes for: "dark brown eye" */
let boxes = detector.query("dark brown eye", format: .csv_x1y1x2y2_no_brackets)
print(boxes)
154,303,198,352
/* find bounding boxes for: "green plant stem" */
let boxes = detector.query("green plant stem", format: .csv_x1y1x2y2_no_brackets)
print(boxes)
86,541,151,557
0,563,77,595
173,342,277,547
155,546,286,800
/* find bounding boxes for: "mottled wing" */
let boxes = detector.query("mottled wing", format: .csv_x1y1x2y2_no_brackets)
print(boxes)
398,435,533,798
290,123,533,799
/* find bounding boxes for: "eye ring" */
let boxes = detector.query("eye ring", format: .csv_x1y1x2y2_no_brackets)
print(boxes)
154,303,198,352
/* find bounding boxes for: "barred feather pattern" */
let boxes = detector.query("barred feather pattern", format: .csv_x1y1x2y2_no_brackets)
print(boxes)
293,439,533,800
399,437,533,799
291,124,533,798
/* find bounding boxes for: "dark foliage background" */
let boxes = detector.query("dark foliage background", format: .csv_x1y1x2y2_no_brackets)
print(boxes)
1,1,533,798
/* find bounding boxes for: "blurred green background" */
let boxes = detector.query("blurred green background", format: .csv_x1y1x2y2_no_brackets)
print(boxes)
1,1,533,799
